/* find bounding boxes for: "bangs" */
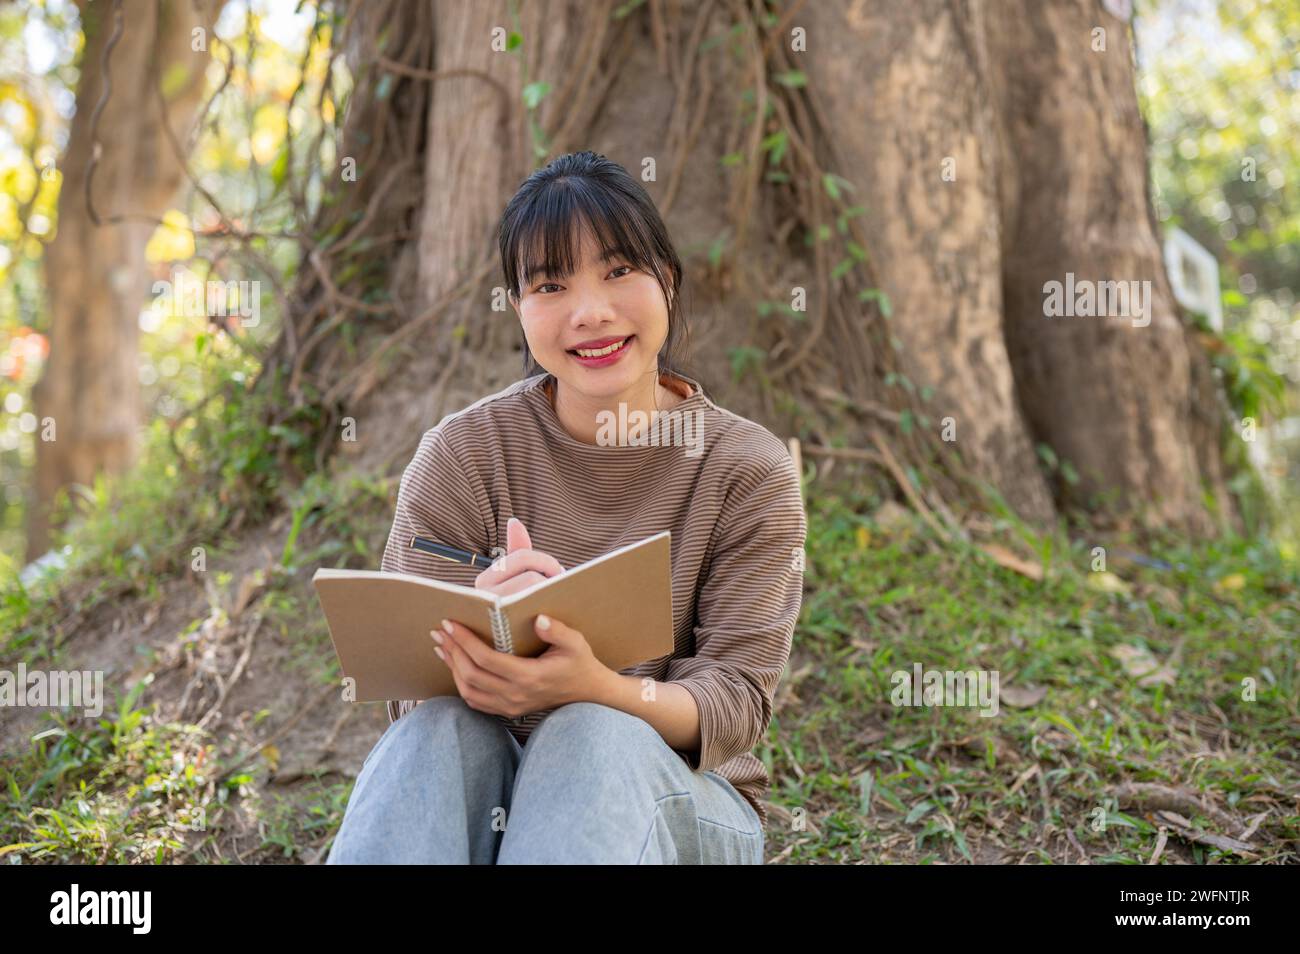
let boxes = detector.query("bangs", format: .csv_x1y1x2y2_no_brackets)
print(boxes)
505,179,673,298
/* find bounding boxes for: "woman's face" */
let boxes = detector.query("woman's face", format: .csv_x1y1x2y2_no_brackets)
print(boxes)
510,226,672,403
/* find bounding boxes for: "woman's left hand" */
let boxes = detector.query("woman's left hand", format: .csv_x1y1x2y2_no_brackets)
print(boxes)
434,614,611,717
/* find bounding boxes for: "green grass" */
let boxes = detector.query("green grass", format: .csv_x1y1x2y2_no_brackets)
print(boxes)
0,432,393,864
0,674,356,864
1,679,220,863
253,775,353,862
761,491,1298,863
2,476,1296,863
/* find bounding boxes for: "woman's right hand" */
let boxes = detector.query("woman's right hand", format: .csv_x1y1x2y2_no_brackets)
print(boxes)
474,516,565,598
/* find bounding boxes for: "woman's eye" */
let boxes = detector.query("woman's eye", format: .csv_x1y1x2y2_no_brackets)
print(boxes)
534,266,629,294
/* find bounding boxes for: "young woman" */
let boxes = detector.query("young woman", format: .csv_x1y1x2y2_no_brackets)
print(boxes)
327,151,806,865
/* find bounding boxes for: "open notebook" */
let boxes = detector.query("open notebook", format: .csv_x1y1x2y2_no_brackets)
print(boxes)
311,530,674,703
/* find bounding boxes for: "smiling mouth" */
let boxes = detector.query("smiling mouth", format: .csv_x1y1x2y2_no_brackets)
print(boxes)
567,335,634,358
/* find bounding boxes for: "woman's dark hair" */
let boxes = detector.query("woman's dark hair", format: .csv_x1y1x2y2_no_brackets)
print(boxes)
497,151,693,384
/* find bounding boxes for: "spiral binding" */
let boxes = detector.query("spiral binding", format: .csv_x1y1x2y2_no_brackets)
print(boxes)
488,604,514,653
489,604,525,725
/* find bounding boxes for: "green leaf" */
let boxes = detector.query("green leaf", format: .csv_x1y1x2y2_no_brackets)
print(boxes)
874,780,906,812
857,288,893,318
612,0,646,19
522,81,551,110
822,172,854,199
872,584,915,605
823,172,841,201
905,799,934,824
708,232,728,268
775,70,806,87
760,129,788,166
0,843,39,857
836,205,867,233
281,504,308,568
951,827,973,862
506,31,523,51
858,771,874,815
1041,711,1088,748
269,141,290,192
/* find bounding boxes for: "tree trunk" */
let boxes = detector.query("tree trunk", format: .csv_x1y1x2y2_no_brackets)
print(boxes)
990,0,1231,533
281,0,1233,536
800,0,1056,522
28,0,224,561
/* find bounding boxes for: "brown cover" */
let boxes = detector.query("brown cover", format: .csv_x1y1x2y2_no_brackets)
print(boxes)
311,531,674,702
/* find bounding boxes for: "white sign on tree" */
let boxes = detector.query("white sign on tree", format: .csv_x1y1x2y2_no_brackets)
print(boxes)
1163,226,1224,332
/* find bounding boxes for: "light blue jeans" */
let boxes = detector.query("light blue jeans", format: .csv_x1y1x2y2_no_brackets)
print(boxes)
326,696,764,864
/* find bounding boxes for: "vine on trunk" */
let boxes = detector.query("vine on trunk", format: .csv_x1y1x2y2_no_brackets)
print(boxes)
250,0,983,529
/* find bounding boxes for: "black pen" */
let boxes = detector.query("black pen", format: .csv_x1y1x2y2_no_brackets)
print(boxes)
409,535,495,569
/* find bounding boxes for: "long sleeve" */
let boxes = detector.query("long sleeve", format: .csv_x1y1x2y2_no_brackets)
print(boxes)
664,450,806,774
380,425,494,724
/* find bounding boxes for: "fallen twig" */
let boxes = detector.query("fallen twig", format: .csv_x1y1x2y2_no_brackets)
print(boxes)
870,428,954,541
196,614,261,731
1114,782,1239,833
1147,826,1168,865
1155,811,1259,859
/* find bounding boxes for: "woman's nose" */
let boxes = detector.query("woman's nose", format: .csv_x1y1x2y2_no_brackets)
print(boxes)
568,292,617,326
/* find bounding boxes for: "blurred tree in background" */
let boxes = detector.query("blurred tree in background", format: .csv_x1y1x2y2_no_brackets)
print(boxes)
0,0,1297,574
1,0,331,570
1138,0,1297,542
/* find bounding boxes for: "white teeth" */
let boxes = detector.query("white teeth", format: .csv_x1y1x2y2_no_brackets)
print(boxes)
574,337,628,358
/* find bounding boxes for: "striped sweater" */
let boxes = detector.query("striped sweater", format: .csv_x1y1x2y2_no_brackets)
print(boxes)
380,369,806,827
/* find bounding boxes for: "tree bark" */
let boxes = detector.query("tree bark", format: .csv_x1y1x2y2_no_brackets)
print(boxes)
800,0,1057,522
29,0,224,561
292,0,1234,535
990,0,1230,533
